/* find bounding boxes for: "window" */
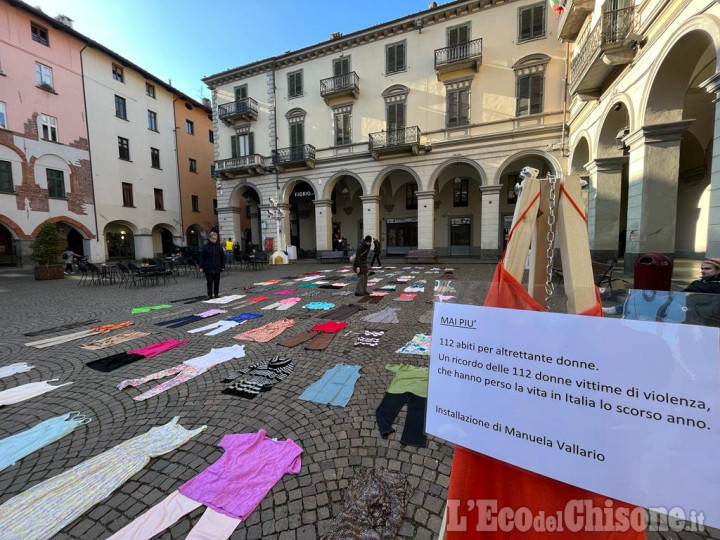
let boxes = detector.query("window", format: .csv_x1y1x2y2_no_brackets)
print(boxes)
333,106,352,146
147,110,157,131
0,101,6,129
516,73,544,115
289,122,304,148
151,148,160,168
231,133,254,157
46,169,65,198
189,158,197,172
154,188,164,210
333,57,351,76
405,183,417,210
518,2,546,42
191,195,199,212
386,41,406,74
40,114,58,141
31,22,49,46
0,160,13,193
118,136,130,160
386,102,406,132
146,82,155,98
288,70,303,98
122,182,134,207
234,84,248,101
115,95,127,119
453,178,469,207
35,62,53,90
447,23,470,47
208,130,214,143
112,63,124,83
186,120,194,135
213,198,218,215
446,84,470,127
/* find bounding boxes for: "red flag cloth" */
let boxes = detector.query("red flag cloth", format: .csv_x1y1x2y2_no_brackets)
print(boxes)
445,263,641,539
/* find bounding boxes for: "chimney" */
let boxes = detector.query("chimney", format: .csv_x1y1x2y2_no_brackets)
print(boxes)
55,14,73,28
330,32,343,40
429,1,437,8
202,98,211,108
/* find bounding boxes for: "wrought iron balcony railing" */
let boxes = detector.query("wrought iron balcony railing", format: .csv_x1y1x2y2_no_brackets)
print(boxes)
218,97,258,121
571,6,636,86
369,126,420,151
434,38,483,69
320,72,360,97
272,144,316,164
216,154,264,173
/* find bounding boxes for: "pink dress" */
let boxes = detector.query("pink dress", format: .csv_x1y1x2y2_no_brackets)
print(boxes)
178,430,302,519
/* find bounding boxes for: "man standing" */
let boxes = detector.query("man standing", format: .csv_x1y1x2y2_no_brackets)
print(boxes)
354,235,372,296
370,237,382,267
224,238,234,263
200,232,225,299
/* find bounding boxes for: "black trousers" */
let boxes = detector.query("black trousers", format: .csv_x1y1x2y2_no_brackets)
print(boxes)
86,353,144,372
375,392,427,447
205,272,221,297
371,252,381,266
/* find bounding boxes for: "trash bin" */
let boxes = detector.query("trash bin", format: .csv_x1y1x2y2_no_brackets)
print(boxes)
264,238,274,252
287,245,298,260
633,252,673,291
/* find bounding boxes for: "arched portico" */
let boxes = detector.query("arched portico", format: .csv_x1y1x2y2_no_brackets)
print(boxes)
282,178,317,254
227,184,262,253
104,220,138,260
375,167,422,255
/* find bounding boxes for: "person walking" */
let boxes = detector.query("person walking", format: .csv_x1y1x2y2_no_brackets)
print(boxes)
224,238,234,263
200,233,225,299
62,247,78,274
354,235,372,296
370,237,382,267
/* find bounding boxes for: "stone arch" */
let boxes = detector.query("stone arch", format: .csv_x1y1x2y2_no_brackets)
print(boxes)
428,157,487,191
570,136,591,173
596,99,633,159
102,219,139,235
512,53,551,70
322,170,365,200
280,176,317,203
641,15,720,126
370,165,422,197
152,222,178,237
0,214,26,239
31,216,95,239
492,150,562,185
382,84,410,98
229,182,264,206
285,108,307,119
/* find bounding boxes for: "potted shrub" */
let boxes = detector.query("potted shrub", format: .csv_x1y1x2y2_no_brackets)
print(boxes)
30,221,65,280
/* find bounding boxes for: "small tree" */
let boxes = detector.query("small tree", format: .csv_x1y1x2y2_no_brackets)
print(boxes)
30,221,64,266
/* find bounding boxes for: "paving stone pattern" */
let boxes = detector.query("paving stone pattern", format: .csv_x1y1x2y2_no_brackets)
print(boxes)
0,262,714,540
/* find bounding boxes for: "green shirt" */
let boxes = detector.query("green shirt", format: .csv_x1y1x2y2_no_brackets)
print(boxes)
385,364,429,397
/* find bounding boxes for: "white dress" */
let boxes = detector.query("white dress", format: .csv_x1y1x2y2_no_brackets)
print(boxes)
0,417,206,540
0,380,72,406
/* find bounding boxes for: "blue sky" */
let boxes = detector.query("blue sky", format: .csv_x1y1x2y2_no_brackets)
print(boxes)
31,0,445,100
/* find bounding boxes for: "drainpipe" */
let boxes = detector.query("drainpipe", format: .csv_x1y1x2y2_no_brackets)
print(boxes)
271,60,282,251
171,95,183,244
79,42,100,260
561,42,570,160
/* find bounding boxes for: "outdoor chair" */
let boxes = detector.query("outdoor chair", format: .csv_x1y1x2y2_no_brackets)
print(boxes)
76,260,91,286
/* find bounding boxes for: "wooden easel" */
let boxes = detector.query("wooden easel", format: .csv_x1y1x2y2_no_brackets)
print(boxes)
503,168,596,313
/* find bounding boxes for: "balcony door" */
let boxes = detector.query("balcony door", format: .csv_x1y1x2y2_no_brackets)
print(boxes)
231,133,253,159
333,57,350,76
290,122,304,160
603,0,632,43
447,24,470,62
386,102,406,145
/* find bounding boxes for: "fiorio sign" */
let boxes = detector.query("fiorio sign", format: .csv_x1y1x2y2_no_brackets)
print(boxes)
427,303,720,529
289,188,315,203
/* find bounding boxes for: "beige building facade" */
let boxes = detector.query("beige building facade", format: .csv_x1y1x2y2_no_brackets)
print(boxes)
205,0,569,259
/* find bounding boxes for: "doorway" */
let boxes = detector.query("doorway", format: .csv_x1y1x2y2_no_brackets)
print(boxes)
449,216,471,256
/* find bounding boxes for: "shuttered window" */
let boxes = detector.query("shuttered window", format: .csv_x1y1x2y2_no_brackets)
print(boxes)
386,41,406,74
518,3,546,42
447,24,470,47
333,58,350,76
446,88,470,127
231,133,254,158
334,107,352,146
516,73,544,116
288,70,303,98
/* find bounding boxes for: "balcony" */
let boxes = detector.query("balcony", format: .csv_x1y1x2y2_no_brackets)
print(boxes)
218,97,258,124
320,72,360,104
272,144,316,171
369,126,421,160
571,6,640,100
215,155,266,177
434,38,483,77
558,0,595,41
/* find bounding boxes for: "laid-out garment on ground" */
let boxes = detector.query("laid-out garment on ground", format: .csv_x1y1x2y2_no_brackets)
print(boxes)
24,321,135,349
203,294,246,304
22,319,100,337
357,295,384,305
434,280,457,295
299,364,361,407
0,362,34,379
155,309,227,328
79,331,150,350
384,364,429,397
0,380,73,406
332,291,353,297
131,304,172,314
403,281,426,293
434,294,455,302
277,330,316,348
107,490,241,540
222,357,293,398
86,339,188,372
0,411,91,471
321,467,413,540
0,417,205,540
396,334,431,355
247,295,270,302
233,319,295,343
228,312,263,323
418,310,434,325
316,304,365,320
262,298,301,311
362,307,400,324
376,392,427,447
304,332,340,351
273,289,297,295
353,329,385,348
393,293,416,302
304,302,335,310
301,291,321,297
117,345,246,401
187,320,240,336
170,295,207,303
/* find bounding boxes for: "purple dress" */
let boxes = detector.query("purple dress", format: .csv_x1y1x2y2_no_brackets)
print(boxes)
178,430,302,519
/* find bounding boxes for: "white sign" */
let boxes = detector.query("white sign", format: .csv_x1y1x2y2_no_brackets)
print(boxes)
427,303,720,528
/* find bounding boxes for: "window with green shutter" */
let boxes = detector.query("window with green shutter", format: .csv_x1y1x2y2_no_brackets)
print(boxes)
47,169,65,198
446,87,470,127
0,160,13,193
333,57,351,76
385,41,406,74
288,70,303,98
447,23,470,47
334,106,352,146
518,2,546,42
234,84,248,101
516,73,544,116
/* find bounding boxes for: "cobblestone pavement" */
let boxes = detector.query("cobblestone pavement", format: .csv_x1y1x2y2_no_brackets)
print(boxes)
0,262,715,540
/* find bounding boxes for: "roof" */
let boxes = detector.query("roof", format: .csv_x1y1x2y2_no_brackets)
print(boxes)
7,0,211,113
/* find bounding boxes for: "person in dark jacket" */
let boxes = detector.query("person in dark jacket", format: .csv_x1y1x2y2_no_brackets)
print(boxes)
354,235,372,296
199,232,225,299
370,237,382,267
684,258,720,294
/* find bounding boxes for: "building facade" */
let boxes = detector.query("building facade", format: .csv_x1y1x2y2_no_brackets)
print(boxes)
0,1,94,266
204,0,569,259
562,0,720,271
174,97,217,249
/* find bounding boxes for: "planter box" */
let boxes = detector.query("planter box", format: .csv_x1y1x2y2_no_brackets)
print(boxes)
34,264,65,280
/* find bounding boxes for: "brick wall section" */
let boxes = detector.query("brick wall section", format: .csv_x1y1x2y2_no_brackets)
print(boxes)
69,137,89,151
23,112,39,140
16,155,50,213
67,159,92,214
